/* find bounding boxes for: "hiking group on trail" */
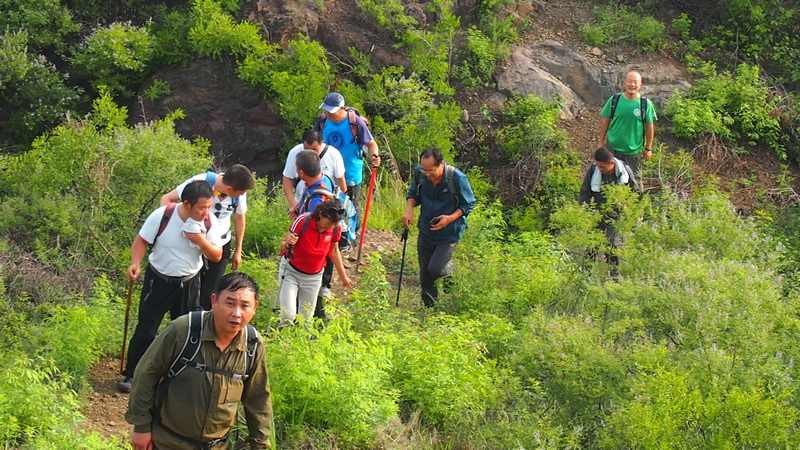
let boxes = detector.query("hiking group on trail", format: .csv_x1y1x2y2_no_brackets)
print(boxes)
118,75,656,448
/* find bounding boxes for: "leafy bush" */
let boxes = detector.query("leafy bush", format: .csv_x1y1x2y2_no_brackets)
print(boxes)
390,316,509,431
671,12,692,40
496,95,567,159
239,36,331,141
356,0,417,33
0,0,79,51
143,78,171,101
580,4,667,52
189,0,272,60
240,180,290,256
365,67,462,165
455,27,496,88
268,319,399,446
0,90,211,269
151,8,194,66
666,63,785,158
0,355,80,446
71,22,154,95
0,31,81,151
34,276,120,386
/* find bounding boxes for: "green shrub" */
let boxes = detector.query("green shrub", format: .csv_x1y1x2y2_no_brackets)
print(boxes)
151,8,194,66
34,276,120,386
455,27,496,88
496,95,567,160
365,67,462,165
268,319,399,446
356,0,417,33
390,315,509,431
0,31,81,150
666,63,785,157
240,179,290,256
189,0,272,60
513,311,627,425
0,90,211,269
579,4,667,52
0,0,79,51
143,78,171,101
71,22,154,95
239,36,331,142
671,12,692,40
0,355,80,446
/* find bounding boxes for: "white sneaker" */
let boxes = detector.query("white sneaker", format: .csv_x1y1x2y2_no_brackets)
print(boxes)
320,287,332,299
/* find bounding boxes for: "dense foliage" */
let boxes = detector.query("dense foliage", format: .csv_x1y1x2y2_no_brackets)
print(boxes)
2,0,800,448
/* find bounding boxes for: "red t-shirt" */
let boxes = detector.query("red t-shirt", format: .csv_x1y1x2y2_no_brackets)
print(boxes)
286,213,341,274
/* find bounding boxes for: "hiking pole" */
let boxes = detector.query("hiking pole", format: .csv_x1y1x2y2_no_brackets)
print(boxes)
395,227,409,307
119,278,134,375
356,166,378,271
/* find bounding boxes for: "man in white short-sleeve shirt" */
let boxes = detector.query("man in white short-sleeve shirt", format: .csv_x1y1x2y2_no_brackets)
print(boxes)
161,164,255,310
282,129,346,217
119,180,224,393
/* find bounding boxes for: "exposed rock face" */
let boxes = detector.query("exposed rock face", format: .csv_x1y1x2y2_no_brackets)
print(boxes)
496,40,691,115
497,46,583,119
135,59,286,177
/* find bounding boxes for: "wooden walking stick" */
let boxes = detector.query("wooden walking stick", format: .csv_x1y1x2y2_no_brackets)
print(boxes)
356,166,378,271
119,278,134,375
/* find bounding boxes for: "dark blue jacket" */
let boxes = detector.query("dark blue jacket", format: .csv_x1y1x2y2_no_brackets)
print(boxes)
407,164,476,243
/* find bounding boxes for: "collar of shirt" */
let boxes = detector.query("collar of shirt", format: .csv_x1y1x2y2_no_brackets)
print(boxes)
199,312,247,352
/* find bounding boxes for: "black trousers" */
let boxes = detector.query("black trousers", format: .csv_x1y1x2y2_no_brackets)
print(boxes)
124,266,201,378
418,236,457,307
200,242,232,310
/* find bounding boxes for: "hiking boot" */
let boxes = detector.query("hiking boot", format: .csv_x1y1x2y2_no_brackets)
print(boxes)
118,376,133,393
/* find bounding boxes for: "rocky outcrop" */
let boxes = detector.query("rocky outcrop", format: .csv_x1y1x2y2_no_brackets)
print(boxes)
497,46,583,119
496,40,692,115
135,59,286,177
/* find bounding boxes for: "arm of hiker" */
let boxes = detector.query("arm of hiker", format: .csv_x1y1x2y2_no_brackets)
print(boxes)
160,189,180,206
336,176,347,194
330,244,353,288
232,213,245,270
279,232,299,254
281,176,298,214
402,198,416,229
128,235,148,281
456,172,476,218
243,342,274,449
644,123,655,159
597,117,610,148
126,323,181,447
367,140,380,168
185,232,223,263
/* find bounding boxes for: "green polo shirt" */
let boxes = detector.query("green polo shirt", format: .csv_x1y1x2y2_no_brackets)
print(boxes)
126,312,273,449
601,93,657,155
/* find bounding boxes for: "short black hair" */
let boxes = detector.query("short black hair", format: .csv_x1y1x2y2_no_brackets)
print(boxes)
420,148,444,165
296,150,321,177
221,164,255,191
181,180,213,206
313,199,344,223
594,147,613,163
215,271,259,301
303,129,322,145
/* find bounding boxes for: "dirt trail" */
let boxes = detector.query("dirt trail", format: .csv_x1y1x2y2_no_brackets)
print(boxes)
82,230,402,440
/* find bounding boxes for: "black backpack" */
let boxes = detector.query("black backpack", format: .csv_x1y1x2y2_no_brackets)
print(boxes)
609,93,649,142
166,310,260,382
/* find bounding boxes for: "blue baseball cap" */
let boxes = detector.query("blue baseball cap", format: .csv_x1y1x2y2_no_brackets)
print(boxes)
320,92,345,113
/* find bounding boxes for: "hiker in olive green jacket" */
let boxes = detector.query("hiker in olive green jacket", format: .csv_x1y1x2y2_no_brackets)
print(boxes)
126,272,273,450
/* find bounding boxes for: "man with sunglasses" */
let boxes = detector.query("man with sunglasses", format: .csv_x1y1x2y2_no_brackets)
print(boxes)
162,164,256,310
